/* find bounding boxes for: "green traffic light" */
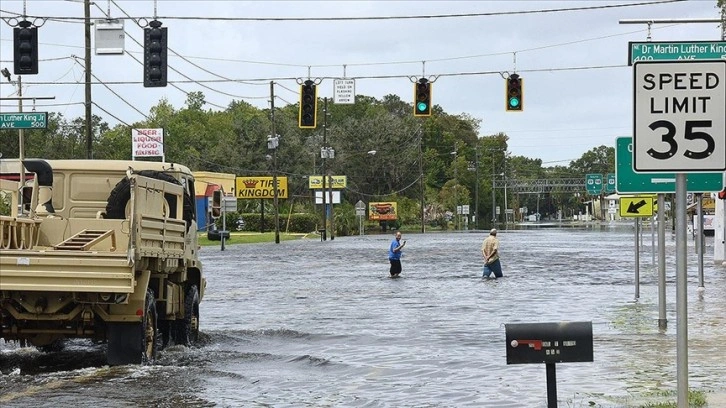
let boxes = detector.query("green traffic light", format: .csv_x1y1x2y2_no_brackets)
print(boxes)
417,102,428,112
509,97,520,108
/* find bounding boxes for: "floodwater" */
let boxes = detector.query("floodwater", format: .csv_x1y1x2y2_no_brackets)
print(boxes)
2,226,726,407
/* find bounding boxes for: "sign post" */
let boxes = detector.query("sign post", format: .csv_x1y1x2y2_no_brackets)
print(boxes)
633,59,726,408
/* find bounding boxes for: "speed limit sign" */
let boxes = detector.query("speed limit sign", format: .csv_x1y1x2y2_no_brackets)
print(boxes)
633,60,726,172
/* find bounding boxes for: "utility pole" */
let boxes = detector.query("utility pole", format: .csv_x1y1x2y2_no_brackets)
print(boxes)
84,0,92,159
419,125,425,233
270,81,280,244
321,97,328,241
474,145,479,230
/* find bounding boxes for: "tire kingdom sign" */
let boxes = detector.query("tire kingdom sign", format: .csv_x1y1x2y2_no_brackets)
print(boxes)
633,60,726,173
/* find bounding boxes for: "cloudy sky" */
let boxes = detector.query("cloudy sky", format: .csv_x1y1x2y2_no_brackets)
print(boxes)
0,0,722,165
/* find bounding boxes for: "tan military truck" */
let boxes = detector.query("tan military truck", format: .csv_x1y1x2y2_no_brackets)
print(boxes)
0,159,204,365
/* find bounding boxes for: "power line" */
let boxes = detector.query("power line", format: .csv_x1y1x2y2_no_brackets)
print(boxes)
0,1,683,22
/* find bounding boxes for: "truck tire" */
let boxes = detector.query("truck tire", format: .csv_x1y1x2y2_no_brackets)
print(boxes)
107,289,161,365
104,170,194,229
173,284,200,346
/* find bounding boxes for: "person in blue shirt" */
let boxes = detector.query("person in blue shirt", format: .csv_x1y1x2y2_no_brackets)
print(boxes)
388,231,406,277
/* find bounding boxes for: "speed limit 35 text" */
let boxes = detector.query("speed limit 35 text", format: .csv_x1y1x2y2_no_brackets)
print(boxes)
642,72,720,114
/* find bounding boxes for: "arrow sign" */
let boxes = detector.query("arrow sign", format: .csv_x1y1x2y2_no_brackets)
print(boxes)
627,200,647,214
620,196,654,217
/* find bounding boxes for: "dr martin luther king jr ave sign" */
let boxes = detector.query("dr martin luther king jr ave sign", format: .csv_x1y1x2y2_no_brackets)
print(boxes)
633,60,726,173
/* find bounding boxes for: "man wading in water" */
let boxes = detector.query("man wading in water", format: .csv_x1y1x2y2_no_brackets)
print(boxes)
388,231,406,277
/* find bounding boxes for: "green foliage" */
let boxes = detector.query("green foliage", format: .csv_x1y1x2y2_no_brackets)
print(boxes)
0,192,10,216
0,90,618,231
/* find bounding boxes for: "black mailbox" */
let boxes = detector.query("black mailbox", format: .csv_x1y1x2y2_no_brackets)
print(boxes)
505,321,593,365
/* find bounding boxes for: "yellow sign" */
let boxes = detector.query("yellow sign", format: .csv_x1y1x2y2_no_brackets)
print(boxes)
309,175,347,189
235,176,288,199
620,196,654,217
369,202,398,221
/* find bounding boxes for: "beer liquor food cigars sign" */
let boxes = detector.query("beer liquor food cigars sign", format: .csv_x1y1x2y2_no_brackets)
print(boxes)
633,61,726,172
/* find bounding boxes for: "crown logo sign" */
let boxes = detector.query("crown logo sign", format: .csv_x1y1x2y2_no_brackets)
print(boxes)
243,179,258,188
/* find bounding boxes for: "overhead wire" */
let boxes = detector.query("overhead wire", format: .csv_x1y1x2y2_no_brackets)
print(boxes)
0,1,683,22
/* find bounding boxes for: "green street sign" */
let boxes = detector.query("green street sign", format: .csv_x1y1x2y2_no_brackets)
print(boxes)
605,173,615,193
586,174,603,195
0,112,48,129
628,41,726,65
615,137,723,194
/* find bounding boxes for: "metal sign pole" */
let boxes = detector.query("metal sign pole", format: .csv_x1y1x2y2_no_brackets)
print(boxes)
675,174,689,407
657,194,667,330
634,218,640,299
546,363,557,408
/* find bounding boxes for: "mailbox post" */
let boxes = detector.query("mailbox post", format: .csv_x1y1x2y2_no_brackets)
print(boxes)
505,321,593,408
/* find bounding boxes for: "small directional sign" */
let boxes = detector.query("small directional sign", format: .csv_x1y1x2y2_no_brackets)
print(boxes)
620,196,654,217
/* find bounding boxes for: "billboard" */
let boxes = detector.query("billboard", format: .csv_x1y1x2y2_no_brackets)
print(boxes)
369,202,397,221
235,176,288,199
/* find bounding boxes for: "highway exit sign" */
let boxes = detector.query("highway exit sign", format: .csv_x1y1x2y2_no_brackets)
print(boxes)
0,112,48,129
629,41,726,65
615,137,723,193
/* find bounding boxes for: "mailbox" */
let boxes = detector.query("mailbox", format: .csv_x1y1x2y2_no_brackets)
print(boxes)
505,321,593,365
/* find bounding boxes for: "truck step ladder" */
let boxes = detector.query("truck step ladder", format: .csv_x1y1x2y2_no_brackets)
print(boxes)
54,229,116,251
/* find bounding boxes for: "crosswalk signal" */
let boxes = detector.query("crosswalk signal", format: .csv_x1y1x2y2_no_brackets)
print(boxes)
506,74,523,112
144,20,168,88
414,78,432,117
298,80,317,128
13,20,39,75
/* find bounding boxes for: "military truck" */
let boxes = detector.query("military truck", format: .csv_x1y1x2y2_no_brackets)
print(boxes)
0,159,204,365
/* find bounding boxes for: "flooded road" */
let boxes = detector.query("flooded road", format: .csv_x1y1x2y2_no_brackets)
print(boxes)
2,226,726,407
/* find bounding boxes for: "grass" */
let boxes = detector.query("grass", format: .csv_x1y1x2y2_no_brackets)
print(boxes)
197,231,312,246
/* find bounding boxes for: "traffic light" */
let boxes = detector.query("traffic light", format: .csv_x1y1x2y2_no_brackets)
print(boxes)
144,20,167,88
211,189,222,218
298,80,317,128
718,188,726,200
506,74,523,112
13,20,38,75
414,78,432,117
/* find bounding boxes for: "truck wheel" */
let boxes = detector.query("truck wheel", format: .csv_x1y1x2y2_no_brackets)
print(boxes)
107,289,161,365
105,170,194,229
173,285,200,346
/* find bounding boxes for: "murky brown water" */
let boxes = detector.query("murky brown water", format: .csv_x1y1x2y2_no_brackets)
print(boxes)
2,226,726,407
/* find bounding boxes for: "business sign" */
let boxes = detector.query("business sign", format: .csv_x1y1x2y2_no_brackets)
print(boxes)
629,41,726,65
333,79,355,104
0,112,47,129
314,190,340,204
620,196,654,218
633,60,726,172
309,175,347,189
585,174,603,195
615,137,722,193
132,128,164,158
235,176,288,199
369,202,398,221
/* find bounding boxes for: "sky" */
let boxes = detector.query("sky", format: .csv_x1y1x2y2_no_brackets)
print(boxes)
0,0,723,166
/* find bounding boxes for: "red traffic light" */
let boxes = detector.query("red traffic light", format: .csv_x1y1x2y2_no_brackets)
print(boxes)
718,189,726,200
